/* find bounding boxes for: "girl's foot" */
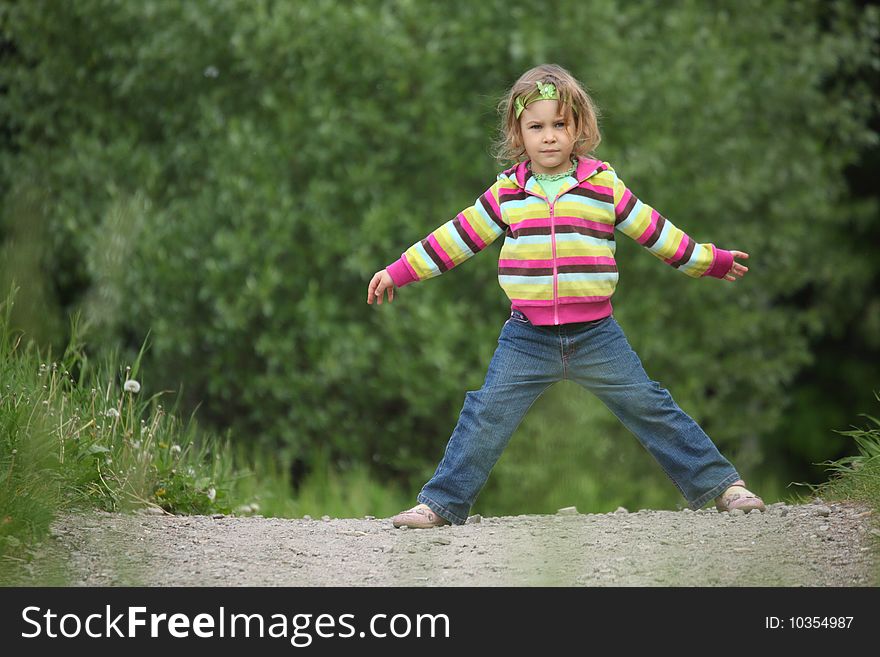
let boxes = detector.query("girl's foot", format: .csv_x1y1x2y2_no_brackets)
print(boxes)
392,503,450,529
715,479,766,513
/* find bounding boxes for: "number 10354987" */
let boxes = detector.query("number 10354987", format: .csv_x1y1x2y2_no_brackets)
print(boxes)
765,616,853,629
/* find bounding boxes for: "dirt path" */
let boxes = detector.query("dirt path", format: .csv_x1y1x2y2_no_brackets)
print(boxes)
14,498,878,586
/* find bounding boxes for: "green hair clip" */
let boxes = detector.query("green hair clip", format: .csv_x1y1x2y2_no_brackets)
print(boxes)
514,81,578,119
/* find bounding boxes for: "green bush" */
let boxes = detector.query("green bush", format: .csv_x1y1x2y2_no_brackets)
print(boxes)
1,1,878,503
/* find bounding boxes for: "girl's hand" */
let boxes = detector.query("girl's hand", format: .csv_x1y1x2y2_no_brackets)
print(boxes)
724,250,749,282
367,269,396,304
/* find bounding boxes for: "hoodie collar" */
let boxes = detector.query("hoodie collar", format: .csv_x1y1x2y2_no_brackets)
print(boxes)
507,156,606,192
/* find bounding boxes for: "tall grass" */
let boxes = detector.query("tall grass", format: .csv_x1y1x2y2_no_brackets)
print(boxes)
0,285,410,583
795,391,880,511
796,392,880,585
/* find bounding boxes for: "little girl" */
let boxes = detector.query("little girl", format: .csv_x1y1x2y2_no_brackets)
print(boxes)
367,64,765,528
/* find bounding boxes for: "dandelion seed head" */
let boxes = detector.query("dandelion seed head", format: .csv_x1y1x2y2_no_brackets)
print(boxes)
105,408,120,418
124,379,141,393
170,444,181,456
207,487,216,502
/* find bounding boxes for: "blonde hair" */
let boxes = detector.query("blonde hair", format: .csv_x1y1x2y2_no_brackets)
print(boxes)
491,64,602,165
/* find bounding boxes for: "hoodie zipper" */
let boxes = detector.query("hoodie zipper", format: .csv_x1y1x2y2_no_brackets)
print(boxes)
525,187,560,325
522,168,586,326
549,199,559,325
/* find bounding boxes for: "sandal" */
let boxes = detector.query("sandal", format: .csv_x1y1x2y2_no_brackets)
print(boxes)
715,480,766,513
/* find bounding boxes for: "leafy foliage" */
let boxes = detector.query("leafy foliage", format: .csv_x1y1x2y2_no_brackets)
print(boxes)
1,0,878,511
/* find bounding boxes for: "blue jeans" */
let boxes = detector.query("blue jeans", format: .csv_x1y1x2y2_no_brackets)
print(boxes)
417,310,741,525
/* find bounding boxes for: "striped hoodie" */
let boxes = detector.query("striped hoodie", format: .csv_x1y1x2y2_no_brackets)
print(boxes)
385,156,734,325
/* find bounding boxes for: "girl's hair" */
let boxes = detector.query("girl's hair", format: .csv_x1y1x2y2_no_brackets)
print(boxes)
491,64,602,165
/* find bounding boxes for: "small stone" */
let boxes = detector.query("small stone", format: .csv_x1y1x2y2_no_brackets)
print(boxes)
814,505,831,517
364,515,375,520
812,497,825,505
681,508,692,514
819,525,830,531
614,506,629,514
142,506,165,516
303,515,312,521
730,509,745,517
210,513,225,519
780,508,789,517
321,515,331,522
466,514,482,524
557,506,579,516
431,537,451,545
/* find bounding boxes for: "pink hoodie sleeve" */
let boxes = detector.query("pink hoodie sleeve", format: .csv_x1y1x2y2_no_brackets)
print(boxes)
383,179,507,288
385,255,419,288
611,166,735,279
703,245,735,279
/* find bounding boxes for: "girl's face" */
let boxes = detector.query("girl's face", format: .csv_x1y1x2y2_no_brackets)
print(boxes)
518,99,576,175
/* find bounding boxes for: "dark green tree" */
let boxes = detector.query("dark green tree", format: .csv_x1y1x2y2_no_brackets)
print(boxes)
1,0,877,510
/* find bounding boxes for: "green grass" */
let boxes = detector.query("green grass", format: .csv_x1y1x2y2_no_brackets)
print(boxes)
790,390,880,511
0,284,409,584
794,391,880,585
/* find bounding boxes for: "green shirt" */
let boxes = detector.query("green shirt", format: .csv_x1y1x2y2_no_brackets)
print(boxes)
531,157,578,202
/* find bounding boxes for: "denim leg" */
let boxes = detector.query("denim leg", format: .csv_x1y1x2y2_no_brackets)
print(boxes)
566,316,740,509
418,318,563,525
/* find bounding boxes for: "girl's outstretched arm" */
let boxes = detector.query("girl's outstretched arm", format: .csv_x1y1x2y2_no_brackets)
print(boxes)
611,167,739,280
383,179,507,289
